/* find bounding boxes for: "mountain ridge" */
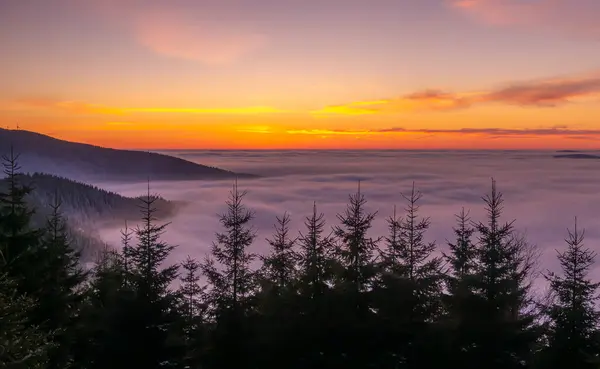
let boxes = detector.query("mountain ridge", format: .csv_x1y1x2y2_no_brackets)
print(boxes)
0,129,256,182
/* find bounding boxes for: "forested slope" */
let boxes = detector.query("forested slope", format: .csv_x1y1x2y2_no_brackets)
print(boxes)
0,172,179,261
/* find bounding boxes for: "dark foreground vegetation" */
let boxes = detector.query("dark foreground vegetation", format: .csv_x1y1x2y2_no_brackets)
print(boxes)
1,148,600,369
0,171,177,262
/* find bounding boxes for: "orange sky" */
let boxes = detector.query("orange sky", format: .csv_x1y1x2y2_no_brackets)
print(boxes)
1,0,600,149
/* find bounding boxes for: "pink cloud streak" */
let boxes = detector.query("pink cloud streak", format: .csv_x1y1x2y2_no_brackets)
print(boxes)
447,0,600,38
133,9,267,65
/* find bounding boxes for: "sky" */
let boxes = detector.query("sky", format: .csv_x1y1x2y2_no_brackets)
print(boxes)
1,0,600,149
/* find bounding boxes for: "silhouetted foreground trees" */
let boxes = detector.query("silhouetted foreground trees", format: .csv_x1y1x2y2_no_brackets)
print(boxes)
2,152,600,369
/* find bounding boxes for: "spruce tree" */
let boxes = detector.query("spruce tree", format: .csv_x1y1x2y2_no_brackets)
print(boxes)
125,186,181,369
201,180,256,369
397,184,442,290
180,256,206,329
441,208,478,369
76,193,182,369
541,218,600,369
333,182,379,303
75,247,136,369
120,221,133,287
332,183,380,367
255,213,300,369
294,202,337,369
0,273,53,369
260,212,298,292
36,195,86,369
297,202,334,301
178,256,208,369
466,179,538,369
0,147,43,292
381,205,403,273
373,204,408,368
446,208,477,285
377,184,444,369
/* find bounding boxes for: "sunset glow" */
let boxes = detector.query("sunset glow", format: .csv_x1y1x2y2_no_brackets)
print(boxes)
2,0,600,149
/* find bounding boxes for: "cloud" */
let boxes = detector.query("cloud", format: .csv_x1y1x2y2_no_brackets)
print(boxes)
286,129,375,136
93,150,600,290
311,92,474,115
311,101,388,116
13,98,285,116
15,98,125,115
314,73,600,115
287,126,600,138
236,125,273,134
484,77,600,107
408,127,600,137
124,107,286,115
12,72,600,119
446,0,600,38
133,8,266,65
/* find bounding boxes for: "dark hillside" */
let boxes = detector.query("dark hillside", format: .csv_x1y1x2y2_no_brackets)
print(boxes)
0,173,180,261
0,129,256,181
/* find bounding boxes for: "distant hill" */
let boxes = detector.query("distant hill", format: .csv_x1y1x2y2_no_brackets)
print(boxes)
554,154,600,160
0,129,256,182
0,173,182,262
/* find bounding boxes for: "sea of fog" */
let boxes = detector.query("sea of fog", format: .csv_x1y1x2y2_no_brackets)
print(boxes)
96,150,600,286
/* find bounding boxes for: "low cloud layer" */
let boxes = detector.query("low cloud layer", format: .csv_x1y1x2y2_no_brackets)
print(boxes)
95,150,600,289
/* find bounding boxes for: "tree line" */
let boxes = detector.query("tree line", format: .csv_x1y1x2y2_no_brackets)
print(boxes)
1,149,599,369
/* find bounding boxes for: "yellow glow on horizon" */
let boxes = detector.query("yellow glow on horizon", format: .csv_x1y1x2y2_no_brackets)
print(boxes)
123,106,287,114
286,129,374,135
236,125,273,134
4,80,600,151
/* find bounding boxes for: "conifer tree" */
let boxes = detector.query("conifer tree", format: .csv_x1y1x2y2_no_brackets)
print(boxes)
332,183,380,367
0,147,43,292
75,247,136,369
0,273,53,369
378,184,444,369
373,204,408,368
441,208,478,369
541,218,600,369
120,221,133,286
292,202,338,369
260,212,298,292
397,184,442,289
180,256,206,327
333,182,379,302
297,202,334,301
254,213,300,369
202,180,256,369
466,179,538,369
203,181,256,313
125,186,182,369
178,256,208,369
398,185,444,326
446,208,477,285
381,205,403,273
36,195,86,369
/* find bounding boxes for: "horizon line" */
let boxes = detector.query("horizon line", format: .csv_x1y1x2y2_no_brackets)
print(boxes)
3,128,599,152
145,148,599,152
